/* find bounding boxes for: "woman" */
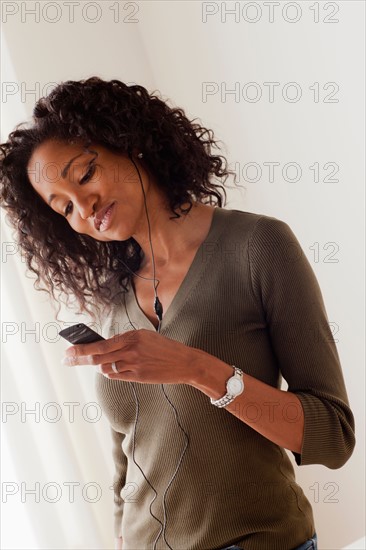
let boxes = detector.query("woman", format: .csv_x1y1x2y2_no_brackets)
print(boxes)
0,77,355,550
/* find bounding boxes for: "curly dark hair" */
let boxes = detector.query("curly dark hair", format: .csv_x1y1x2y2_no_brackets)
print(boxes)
0,76,239,323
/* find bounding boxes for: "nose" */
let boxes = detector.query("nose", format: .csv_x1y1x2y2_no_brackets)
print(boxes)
74,195,97,220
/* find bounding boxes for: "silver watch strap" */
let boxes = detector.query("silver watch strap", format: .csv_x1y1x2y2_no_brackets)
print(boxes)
210,366,243,408
210,393,236,408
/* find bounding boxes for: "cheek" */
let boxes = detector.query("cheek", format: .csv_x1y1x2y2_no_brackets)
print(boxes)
68,216,91,234
69,218,109,241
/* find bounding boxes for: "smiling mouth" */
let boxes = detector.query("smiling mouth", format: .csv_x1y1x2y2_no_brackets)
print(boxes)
95,202,116,231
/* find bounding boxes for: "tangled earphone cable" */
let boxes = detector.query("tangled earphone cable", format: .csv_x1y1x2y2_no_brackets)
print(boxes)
111,150,190,549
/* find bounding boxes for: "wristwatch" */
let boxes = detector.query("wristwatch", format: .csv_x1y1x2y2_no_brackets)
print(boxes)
210,366,244,408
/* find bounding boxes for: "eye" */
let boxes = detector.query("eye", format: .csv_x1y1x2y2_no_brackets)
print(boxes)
64,202,73,217
79,163,96,184
64,163,96,217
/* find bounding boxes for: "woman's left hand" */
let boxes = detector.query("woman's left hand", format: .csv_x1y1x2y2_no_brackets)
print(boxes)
62,329,201,385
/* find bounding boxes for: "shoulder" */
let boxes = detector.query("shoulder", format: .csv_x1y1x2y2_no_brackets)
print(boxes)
217,208,302,266
217,207,290,239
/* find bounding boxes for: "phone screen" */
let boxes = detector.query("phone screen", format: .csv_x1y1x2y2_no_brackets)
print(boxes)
59,323,105,345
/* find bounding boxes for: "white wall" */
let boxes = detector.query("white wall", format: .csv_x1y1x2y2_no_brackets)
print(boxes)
1,1,364,549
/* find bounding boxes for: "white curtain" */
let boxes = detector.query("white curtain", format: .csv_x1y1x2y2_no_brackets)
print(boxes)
1,2,364,549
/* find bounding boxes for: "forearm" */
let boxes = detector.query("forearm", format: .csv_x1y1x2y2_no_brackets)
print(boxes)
189,349,304,454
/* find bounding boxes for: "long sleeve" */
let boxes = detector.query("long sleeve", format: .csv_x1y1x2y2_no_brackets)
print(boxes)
248,215,356,469
110,426,128,538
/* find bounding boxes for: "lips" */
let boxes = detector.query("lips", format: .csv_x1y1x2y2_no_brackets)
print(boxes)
94,202,115,230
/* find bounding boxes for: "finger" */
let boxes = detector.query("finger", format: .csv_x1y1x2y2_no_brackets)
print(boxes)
66,350,132,367
99,362,134,378
107,370,134,379
62,354,94,366
65,329,140,358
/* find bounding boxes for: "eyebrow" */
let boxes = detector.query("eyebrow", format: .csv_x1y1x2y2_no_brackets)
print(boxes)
47,151,89,208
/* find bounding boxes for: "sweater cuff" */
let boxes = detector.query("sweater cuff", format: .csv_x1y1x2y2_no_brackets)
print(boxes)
291,391,355,469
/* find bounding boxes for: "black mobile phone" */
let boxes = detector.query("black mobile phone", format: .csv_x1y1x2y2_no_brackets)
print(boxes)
59,323,106,345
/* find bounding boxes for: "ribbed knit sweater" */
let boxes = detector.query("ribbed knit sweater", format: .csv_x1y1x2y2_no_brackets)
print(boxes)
95,206,356,550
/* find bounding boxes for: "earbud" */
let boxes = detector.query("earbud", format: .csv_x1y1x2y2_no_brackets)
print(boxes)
126,147,143,159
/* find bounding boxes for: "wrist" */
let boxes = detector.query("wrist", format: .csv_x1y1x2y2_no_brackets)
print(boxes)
189,348,235,399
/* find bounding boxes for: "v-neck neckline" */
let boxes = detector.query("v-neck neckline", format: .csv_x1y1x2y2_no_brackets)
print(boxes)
125,206,225,332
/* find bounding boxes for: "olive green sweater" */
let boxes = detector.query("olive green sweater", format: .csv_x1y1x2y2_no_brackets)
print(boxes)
95,206,355,550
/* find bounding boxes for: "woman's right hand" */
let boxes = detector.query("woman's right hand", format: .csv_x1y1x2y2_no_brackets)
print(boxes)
115,536,123,550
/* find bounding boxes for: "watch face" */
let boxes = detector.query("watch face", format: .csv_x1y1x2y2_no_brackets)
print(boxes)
227,378,243,395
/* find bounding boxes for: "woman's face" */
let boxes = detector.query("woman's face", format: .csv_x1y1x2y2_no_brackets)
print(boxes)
27,139,152,241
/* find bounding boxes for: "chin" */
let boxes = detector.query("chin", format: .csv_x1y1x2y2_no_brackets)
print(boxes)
95,229,130,242
95,234,115,242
